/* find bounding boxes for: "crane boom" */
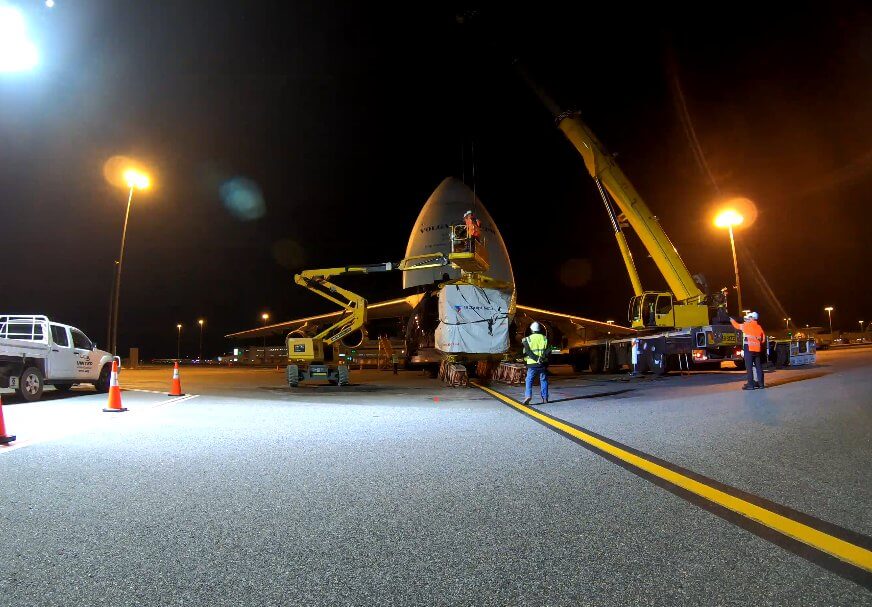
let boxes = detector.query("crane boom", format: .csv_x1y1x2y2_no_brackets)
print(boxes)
556,112,704,303
519,67,704,304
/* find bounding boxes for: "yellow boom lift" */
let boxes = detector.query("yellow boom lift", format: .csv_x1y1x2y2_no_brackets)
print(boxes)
286,234,496,386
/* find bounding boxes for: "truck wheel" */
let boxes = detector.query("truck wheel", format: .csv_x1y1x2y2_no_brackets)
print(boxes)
775,346,789,368
287,364,299,388
94,364,111,393
17,366,44,402
53,383,73,392
337,365,350,386
588,347,605,374
651,353,667,376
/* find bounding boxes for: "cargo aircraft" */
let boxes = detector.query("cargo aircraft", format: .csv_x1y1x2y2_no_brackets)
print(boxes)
226,177,632,371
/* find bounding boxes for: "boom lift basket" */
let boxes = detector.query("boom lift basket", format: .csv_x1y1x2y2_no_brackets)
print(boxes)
448,224,490,273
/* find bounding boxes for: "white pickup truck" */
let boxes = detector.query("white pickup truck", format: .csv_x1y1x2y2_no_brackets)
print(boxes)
0,315,116,402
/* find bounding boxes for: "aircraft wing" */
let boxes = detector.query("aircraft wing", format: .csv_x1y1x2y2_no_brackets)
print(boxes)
224,294,425,340
225,296,633,349
514,304,635,348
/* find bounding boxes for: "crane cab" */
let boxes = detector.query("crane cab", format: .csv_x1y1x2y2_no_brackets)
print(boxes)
629,292,709,330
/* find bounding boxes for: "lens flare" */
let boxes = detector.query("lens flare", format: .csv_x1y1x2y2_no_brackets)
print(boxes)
219,177,266,220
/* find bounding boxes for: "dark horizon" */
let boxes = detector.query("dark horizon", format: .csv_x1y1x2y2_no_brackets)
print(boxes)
1,3,869,359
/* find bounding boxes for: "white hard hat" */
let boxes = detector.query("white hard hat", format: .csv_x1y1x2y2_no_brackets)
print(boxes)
745,311,759,320
464,210,473,217
530,321,541,332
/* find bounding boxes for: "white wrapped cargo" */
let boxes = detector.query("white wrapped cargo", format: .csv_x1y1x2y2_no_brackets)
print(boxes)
435,284,512,354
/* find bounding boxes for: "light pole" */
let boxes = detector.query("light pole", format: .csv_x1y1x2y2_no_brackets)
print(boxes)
824,307,834,334
261,313,270,362
859,320,864,333
783,317,791,331
176,324,182,360
109,168,151,355
714,209,744,314
198,319,205,362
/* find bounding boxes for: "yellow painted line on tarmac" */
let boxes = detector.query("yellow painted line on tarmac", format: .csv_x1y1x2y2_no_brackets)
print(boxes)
472,381,872,575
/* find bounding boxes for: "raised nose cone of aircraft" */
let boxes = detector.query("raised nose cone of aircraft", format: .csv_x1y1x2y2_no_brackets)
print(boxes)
404,177,514,289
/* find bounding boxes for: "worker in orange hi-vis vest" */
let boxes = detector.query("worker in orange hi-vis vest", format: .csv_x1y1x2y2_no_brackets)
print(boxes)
463,210,481,240
731,311,766,390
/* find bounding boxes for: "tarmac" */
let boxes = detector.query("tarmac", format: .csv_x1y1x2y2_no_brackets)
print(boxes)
1,347,870,605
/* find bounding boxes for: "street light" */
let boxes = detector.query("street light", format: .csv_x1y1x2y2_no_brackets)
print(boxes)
714,209,744,314
824,307,834,334
198,319,205,362
0,6,39,73
783,317,791,331
176,324,182,360
108,166,151,355
261,313,270,362
859,320,864,333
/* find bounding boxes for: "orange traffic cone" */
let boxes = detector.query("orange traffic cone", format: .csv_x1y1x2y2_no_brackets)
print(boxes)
102,360,127,413
168,361,185,396
0,395,16,445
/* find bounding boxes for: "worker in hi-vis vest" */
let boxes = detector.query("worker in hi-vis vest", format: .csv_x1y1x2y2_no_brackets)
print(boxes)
522,322,550,405
463,210,481,239
731,311,766,390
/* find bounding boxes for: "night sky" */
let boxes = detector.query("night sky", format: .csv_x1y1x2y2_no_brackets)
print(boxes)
1,2,870,358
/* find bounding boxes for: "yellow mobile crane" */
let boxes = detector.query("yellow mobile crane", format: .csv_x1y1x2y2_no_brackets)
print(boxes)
520,69,742,373
286,231,499,387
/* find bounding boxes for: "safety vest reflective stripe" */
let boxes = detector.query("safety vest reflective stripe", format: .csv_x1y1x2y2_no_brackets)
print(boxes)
524,334,549,364
738,321,764,352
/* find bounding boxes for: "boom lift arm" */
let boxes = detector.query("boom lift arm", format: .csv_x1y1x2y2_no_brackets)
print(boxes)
287,231,503,387
293,253,451,345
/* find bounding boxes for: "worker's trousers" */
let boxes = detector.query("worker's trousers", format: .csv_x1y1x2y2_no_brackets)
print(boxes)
745,348,764,388
525,365,549,401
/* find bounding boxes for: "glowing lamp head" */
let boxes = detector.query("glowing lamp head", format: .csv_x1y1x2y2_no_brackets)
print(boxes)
0,6,39,73
176,324,182,330
824,307,834,313
714,209,744,228
198,319,204,326
262,313,269,321
124,169,151,190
